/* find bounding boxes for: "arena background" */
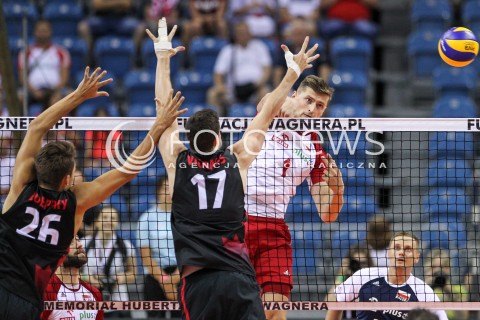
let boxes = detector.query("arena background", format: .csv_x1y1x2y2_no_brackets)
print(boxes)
1,1,480,319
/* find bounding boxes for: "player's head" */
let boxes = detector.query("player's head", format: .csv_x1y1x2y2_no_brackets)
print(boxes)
94,206,119,233
388,231,421,269
186,109,221,154
288,76,334,118
62,235,87,269
34,141,76,191
34,19,52,44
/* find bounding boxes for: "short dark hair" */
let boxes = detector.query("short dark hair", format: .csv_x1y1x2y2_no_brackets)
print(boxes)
367,215,393,250
390,231,420,249
34,141,76,190
297,75,334,102
186,109,220,153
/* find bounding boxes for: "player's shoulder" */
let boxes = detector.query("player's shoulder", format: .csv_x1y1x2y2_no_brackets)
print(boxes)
351,267,386,285
407,275,436,296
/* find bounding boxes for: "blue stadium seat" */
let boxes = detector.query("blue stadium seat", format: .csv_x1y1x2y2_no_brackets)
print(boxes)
422,187,471,222
3,3,37,37
462,0,480,26
432,95,477,117
124,70,155,105
330,37,373,73
421,222,467,250
411,0,452,32
94,36,134,78
76,101,119,117
331,229,367,260
43,3,82,37
336,195,376,223
9,37,26,79
28,103,43,116
427,159,474,188
53,37,88,77
428,131,474,160
340,166,375,196
432,65,477,96
174,71,213,104
327,103,371,118
329,70,368,105
141,37,182,73
286,200,322,224
292,247,318,275
127,103,155,117
189,36,228,73
82,166,110,182
407,30,444,77
227,103,257,117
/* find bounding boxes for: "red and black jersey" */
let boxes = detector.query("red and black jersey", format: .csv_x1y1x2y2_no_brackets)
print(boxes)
0,181,77,309
172,148,255,277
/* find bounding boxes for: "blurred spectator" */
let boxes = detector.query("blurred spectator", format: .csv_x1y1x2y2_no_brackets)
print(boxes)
133,0,182,63
229,0,278,38
41,236,104,320
319,0,378,40
423,248,469,319
273,18,330,89
18,20,71,109
137,176,181,319
326,245,374,319
79,0,140,60
182,0,228,46
406,309,439,320
278,0,321,33
365,215,393,267
84,108,122,166
207,21,271,114
82,206,136,318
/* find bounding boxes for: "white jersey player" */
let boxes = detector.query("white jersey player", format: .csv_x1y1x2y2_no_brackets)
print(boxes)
326,232,448,320
245,75,345,320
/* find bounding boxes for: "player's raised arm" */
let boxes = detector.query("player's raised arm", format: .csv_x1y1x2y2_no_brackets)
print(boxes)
4,67,112,212
73,91,186,214
232,37,320,169
311,154,344,223
147,18,188,191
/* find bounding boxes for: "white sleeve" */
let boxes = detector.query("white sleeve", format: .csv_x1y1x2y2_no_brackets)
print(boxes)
334,271,363,302
213,46,233,75
435,310,449,320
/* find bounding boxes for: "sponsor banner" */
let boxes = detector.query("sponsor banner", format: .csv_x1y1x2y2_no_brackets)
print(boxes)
43,301,480,311
1,117,477,132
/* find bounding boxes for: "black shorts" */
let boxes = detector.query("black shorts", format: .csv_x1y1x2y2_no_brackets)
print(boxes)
0,285,40,320
179,269,266,320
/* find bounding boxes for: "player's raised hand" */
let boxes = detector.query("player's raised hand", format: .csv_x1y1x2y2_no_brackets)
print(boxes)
146,17,185,57
281,36,320,75
75,66,113,100
155,90,187,128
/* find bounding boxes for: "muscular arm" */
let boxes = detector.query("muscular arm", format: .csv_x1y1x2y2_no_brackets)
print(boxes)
3,67,112,213
146,20,187,195
233,38,319,173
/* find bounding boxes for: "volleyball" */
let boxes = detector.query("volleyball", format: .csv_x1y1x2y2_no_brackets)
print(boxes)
438,27,479,67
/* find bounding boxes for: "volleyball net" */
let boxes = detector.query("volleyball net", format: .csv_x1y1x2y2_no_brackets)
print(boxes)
1,116,479,316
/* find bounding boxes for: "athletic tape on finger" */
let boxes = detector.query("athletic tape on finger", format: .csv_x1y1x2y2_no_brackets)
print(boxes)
284,51,301,76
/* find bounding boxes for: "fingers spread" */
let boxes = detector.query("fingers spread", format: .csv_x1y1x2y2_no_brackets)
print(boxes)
300,36,309,53
306,43,319,56
146,29,157,41
168,25,178,41
280,44,290,53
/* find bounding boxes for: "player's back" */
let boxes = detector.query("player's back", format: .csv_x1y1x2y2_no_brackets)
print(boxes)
0,181,76,307
172,148,255,276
